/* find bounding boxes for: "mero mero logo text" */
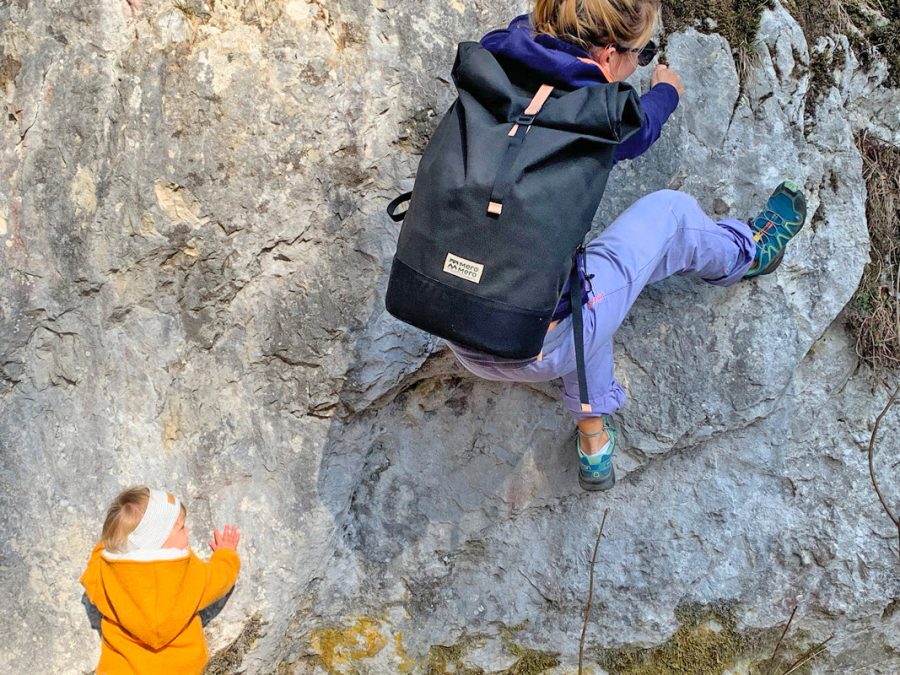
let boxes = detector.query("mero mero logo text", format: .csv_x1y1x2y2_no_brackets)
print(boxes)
442,253,485,284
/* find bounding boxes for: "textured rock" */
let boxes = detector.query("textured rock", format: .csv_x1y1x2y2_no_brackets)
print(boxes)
1,1,898,673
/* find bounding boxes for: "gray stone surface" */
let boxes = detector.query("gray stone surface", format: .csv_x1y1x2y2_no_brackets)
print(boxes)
1,1,898,673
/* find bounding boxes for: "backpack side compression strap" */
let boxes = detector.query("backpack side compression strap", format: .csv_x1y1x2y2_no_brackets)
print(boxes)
487,84,554,216
569,259,592,413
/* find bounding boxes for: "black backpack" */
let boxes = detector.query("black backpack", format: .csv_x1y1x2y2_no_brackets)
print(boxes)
385,41,642,411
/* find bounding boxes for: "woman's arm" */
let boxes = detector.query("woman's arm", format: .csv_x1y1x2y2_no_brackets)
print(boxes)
614,83,679,162
614,65,684,162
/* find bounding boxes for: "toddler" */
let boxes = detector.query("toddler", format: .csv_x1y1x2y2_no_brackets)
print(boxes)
81,487,241,674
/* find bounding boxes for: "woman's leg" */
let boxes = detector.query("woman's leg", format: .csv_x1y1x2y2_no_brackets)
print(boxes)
560,339,623,451
452,188,756,429
560,189,756,430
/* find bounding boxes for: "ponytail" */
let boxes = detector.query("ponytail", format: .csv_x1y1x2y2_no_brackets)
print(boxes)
532,0,659,51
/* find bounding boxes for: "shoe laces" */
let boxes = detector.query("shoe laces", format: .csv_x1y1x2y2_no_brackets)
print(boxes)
753,209,785,244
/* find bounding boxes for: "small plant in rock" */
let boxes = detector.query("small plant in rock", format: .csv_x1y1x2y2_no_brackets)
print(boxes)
661,0,766,81
173,1,198,18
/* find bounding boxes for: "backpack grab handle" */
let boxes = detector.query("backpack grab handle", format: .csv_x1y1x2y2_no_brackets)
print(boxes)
387,191,413,222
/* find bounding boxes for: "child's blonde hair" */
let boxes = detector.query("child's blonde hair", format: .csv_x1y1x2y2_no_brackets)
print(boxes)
101,487,149,552
101,487,188,552
532,0,660,52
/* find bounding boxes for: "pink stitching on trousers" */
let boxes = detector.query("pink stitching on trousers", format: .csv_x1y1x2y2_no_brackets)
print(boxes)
587,291,606,308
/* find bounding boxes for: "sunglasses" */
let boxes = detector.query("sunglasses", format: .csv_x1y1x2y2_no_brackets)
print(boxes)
612,40,658,67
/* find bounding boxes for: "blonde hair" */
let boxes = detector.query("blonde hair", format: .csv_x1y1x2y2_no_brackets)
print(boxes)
532,0,660,52
101,487,187,552
101,487,149,553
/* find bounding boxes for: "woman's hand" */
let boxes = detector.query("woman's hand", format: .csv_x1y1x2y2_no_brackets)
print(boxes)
651,64,684,97
209,524,241,551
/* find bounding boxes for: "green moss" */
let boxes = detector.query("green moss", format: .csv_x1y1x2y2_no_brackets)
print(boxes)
500,623,561,674
425,626,559,675
503,649,560,674
593,603,779,674
426,641,484,675
203,613,265,675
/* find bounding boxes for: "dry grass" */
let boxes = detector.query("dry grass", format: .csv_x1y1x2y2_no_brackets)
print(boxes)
845,133,900,370
783,0,900,87
660,0,766,81
662,1,899,91
783,0,866,38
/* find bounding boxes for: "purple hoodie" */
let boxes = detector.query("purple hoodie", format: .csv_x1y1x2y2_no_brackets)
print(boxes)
481,15,679,163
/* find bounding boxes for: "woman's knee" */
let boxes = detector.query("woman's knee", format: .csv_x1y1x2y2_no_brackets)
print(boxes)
640,189,697,213
634,190,703,235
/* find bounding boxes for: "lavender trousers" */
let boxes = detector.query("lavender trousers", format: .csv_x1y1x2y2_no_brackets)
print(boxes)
449,189,757,420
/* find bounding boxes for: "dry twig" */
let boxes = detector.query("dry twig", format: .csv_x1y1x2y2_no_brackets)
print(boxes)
765,604,797,675
578,508,609,675
781,635,833,675
867,382,900,561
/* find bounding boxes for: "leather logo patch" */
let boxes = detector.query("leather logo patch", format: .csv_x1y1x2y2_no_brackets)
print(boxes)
443,253,484,284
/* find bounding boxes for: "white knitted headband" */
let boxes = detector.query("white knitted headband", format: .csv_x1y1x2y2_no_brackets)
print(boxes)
126,488,182,552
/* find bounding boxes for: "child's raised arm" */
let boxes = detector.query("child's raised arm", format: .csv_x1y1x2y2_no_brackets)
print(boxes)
199,524,241,610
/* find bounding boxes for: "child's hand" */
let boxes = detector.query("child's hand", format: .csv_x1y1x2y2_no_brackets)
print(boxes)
651,64,685,97
209,524,241,551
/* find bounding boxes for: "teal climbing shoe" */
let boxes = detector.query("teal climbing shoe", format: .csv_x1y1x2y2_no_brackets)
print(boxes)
744,181,807,278
577,416,616,492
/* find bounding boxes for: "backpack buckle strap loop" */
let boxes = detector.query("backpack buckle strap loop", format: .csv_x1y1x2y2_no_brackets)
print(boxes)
516,113,536,127
507,113,537,137
507,114,536,137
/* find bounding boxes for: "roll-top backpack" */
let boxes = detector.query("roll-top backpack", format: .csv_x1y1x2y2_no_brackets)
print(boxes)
385,41,642,411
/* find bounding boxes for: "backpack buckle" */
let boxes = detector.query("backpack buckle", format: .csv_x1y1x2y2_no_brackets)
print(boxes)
516,113,536,127
508,113,537,137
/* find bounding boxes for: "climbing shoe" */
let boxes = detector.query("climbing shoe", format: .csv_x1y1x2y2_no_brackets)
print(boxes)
744,180,807,278
577,416,616,492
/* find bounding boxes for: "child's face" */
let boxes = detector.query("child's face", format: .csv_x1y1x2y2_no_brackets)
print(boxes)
162,508,190,549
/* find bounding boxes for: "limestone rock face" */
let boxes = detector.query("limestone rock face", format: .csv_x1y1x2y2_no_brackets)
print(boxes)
1,1,898,673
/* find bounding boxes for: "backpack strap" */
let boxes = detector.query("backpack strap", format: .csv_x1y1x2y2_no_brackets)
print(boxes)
487,84,554,216
386,191,413,222
569,251,592,413
508,84,554,136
